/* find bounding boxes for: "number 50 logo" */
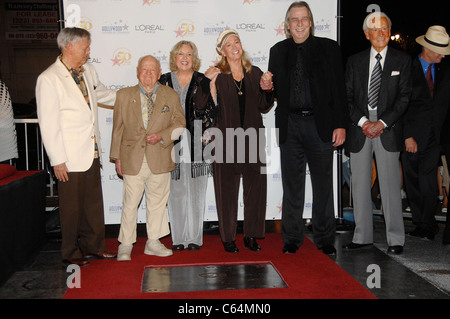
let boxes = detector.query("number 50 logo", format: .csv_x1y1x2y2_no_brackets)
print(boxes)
174,20,195,38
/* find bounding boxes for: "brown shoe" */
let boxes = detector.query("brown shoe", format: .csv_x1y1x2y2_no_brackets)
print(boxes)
63,258,90,267
84,251,117,259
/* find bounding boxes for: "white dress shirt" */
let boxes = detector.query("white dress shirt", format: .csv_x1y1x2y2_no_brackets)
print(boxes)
358,46,388,127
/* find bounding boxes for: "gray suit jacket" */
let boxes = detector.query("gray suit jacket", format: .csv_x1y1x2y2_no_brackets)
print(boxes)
345,46,412,153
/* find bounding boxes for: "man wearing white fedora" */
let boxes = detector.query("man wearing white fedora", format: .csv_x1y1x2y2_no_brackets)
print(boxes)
402,26,450,242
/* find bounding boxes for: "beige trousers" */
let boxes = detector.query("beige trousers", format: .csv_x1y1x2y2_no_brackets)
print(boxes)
118,158,171,245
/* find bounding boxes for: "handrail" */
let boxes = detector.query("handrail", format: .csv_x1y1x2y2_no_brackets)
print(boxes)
14,118,55,197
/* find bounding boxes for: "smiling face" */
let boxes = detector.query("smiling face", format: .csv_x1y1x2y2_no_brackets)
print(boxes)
137,56,161,92
221,35,243,62
175,44,194,72
364,16,391,52
287,6,312,44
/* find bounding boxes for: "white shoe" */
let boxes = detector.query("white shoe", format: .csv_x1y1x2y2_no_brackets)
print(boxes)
144,239,173,257
117,244,133,261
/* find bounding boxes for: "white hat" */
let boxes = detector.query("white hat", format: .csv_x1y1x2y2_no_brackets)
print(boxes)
416,26,450,55
216,29,240,55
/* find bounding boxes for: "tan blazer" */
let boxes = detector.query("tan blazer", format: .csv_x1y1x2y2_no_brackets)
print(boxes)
36,58,116,172
110,84,185,175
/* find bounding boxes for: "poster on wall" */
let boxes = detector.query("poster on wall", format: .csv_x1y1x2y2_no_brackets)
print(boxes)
5,2,59,41
61,0,339,224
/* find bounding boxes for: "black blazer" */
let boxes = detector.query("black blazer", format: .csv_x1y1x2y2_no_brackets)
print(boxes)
345,46,412,153
403,57,450,150
268,36,348,145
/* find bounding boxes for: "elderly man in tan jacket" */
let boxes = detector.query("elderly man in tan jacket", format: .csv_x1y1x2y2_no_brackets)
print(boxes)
110,55,185,261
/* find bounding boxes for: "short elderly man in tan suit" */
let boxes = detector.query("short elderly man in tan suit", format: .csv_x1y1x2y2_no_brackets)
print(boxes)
110,55,185,261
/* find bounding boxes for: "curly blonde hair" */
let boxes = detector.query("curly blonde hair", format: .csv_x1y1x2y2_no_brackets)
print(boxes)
169,40,201,72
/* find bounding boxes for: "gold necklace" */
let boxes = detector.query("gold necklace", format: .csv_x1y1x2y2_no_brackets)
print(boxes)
233,79,243,95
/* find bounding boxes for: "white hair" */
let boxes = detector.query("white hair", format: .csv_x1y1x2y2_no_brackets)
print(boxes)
362,12,392,31
56,27,91,51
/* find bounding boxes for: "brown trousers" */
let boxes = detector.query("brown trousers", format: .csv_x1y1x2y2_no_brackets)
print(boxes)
58,159,106,260
212,162,267,242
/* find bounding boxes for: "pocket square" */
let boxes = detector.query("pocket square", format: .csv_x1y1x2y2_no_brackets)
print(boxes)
161,105,170,113
391,71,400,76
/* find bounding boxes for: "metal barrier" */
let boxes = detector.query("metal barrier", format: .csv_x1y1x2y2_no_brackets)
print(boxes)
14,118,55,198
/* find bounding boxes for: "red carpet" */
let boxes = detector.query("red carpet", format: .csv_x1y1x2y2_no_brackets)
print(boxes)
63,233,375,299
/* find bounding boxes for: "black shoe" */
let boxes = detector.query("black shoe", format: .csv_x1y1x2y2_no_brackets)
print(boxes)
343,242,372,250
407,226,426,238
282,244,298,254
244,237,261,252
443,236,450,245
172,244,184,251
387,245,403,254
187,243,200,251
408,226,437,240
223,241,239,253
424,230,437,241
321,244,336,255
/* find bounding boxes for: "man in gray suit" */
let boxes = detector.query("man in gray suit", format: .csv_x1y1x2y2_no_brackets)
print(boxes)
344,12,412,254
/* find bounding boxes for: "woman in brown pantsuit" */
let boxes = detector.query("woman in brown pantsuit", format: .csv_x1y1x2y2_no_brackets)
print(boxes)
194,29,274,252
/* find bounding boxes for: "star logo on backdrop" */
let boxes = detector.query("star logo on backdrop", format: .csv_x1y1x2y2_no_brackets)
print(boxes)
173,21,195,38
142,0,160,6
174,27,184,37
274,26,284,36
111,49,132,66
111,56,121,66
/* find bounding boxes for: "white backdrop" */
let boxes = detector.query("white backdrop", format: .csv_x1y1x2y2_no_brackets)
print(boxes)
61,0,339,224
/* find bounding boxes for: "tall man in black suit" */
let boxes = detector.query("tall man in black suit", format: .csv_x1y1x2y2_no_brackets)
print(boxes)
403,26,450,241
265,1,348,255
344,12,412,255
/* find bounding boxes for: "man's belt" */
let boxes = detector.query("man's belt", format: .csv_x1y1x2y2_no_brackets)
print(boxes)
290,110,314,117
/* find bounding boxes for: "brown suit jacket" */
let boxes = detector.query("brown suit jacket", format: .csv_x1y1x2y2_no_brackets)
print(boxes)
110,84,186,175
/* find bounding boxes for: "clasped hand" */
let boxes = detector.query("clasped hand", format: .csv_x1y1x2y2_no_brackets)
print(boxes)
362,120,384,139
260,71,274,91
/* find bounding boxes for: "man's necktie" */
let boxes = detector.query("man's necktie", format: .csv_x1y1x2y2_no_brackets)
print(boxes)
145,92,154,125
368,53,382,109
426,65,434,99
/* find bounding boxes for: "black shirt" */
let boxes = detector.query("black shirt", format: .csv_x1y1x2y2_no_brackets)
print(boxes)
289,35,313,112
